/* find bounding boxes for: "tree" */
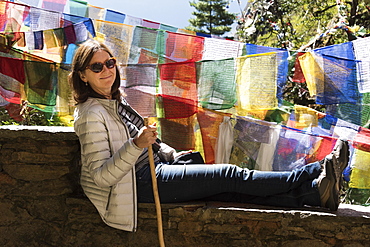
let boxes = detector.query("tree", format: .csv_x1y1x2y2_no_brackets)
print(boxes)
235,0,370,49
187,0,237,36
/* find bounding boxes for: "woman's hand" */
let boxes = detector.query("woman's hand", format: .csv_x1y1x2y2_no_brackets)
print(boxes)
133,123,158,149
173,150,193,159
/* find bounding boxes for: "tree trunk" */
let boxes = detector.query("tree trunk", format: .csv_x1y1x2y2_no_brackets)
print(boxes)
348,0,358,41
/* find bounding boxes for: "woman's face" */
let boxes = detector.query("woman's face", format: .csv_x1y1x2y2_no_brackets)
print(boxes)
79,49,116,98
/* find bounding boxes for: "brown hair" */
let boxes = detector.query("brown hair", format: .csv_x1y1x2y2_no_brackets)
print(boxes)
69,39,121,104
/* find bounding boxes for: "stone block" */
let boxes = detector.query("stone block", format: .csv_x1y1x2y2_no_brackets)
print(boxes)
275,226,313,239
2,138,40,152
0,149,13,165
27,197,68,222
178,221,203,232
0,172,16,185
204,223,243,233
3,164,69,181
168,207,186,218
282,239,331,247
12,151,71,164
0,200,33,225
7,176,73,196
41,141,79,155
10,220,63,246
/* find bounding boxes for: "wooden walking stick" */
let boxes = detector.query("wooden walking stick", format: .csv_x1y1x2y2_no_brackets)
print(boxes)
144,118,165,247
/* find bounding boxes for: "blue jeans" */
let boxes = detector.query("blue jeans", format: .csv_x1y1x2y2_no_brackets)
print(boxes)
136,162,322,208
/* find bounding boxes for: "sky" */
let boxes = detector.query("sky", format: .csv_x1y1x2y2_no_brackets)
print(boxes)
86,0,246,35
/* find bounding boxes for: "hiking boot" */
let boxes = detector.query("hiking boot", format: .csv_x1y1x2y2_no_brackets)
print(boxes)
315,157,339,211
329,139,350,193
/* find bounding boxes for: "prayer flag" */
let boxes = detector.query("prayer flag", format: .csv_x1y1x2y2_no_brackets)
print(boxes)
158,60,198,118
0,2,8,31
129,26,165,64
160,23,177,33
245,44,289,105
197,58,236,110
124,87,156,118
124,15,142,27
0,56,25,84
292,52,306,83
125,64,157,88
17,0,40,7
24,61,57,107
69,0,88,17
5,103,23,121
165,32,204,62
272,127,323,171
142,19,160,29
73,22,88,43
42,0,67,13
87,5,105,20
105,9,125,24
4,3,30,32
30,7,62,31
202,38,243,60
0,85,21,104
159,116,196,151
349,148,370,189
236,53,278,113
293,105,319,129
353,37,370,93
63,24,76,44
197,108,227,164
33,30,43,50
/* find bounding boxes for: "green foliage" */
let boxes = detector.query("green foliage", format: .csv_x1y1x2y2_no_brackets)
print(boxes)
235,0,370,49
344,187,370,207
0,104,66,126
187,0,237,36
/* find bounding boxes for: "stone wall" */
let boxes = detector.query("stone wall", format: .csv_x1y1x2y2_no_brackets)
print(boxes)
0,126,369,247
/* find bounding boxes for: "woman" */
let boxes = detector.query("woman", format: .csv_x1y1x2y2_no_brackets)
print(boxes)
70,39,349,232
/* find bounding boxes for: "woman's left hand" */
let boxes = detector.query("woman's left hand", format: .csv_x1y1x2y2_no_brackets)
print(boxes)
173,150,193,159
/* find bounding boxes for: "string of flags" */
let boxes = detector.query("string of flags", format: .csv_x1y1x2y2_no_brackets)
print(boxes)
1,0,370,191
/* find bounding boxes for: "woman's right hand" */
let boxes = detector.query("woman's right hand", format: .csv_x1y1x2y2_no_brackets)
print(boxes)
133,123,158,149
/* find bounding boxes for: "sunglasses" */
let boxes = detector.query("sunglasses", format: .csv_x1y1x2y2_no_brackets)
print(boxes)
86,57,117,73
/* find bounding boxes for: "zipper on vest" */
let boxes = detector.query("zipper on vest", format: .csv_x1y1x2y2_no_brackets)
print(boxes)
106,186,112,210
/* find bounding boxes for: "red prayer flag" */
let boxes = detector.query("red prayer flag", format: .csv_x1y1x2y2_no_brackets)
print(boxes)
158,94,198,119
197,108,227,164
63,25,77,44
159,61,198,119
354,127,370,152
0,85,21,104
165,32,204,62
306,136,336,164
292,52,306,83
0,56,25,84
5,102,23,122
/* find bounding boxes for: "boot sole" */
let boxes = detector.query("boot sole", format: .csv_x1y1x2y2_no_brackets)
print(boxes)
324,159,339,211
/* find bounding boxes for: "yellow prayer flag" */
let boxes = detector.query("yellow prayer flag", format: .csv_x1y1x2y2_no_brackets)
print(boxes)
349,148,370,189
298,52,324,97
236,52,278,114
294,105,319,128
